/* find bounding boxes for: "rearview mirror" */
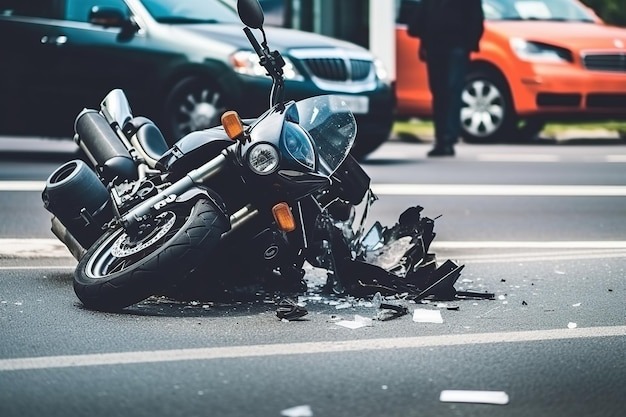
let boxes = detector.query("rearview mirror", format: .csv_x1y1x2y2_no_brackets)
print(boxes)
237,0,264,29
88,6,130,29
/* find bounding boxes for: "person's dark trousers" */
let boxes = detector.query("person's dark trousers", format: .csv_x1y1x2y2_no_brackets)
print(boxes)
426,46,470,149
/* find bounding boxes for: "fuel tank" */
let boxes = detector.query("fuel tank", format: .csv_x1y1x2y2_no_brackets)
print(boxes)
157,128,233,180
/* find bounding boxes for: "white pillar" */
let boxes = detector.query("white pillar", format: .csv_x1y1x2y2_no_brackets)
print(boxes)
369,0,396,81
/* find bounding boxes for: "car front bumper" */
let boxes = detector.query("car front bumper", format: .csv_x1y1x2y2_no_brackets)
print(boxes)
511,62,626,119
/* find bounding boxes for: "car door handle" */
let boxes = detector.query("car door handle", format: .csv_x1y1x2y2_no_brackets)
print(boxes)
40,36,68,46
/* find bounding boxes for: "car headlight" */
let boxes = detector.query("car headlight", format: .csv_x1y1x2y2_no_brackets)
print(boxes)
374,58,390,83
510,38,573,63
230,50,303,81
248,143,279,175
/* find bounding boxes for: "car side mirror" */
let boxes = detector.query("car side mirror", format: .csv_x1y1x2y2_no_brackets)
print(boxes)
237,0,264,29
89,6,135,31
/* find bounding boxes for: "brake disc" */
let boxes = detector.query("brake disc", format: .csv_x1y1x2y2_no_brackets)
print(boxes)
111,212,177,258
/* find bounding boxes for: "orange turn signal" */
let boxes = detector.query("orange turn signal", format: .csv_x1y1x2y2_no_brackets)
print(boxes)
221,110,245,140
272,202,296,232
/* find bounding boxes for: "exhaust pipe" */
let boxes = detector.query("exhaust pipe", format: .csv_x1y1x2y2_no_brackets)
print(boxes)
51,216,86,261
42,159,113,249
74,109,137,183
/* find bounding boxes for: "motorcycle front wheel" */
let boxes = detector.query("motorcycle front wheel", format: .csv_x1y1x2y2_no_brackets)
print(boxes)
73,198,229,311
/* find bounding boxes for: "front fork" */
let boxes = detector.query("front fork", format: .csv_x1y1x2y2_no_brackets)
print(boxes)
118,151,232,231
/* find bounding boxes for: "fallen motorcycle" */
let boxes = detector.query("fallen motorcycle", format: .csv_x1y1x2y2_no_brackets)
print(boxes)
42,0,484,311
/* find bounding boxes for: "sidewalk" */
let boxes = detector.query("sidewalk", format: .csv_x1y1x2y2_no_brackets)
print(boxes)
390,127,623,143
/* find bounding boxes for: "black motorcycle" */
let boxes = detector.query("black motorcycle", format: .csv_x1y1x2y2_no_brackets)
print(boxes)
42,0,473,312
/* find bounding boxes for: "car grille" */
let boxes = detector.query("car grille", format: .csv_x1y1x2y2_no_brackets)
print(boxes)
582,53,626,72
300,58,373,82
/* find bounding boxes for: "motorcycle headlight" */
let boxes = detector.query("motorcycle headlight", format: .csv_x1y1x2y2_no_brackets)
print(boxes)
281,122,315,171
247,143,279,175
510,38,573,63
230,50,303,81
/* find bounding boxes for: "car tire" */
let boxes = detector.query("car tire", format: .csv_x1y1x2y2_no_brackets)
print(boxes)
162,76,229,145
515,117,546,142
74,197,229,311
460,69,516,144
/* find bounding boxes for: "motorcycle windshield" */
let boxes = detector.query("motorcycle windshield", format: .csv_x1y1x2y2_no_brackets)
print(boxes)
295,95,357,176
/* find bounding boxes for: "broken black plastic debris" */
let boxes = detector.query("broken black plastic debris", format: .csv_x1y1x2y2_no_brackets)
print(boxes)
372,292,408,321
377,303,409,321
276,298,308,321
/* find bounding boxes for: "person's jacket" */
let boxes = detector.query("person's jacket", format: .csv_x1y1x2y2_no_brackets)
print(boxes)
408,0,484,52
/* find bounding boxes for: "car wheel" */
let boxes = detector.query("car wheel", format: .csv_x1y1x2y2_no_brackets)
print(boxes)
163,76,229,144
460,70,516,144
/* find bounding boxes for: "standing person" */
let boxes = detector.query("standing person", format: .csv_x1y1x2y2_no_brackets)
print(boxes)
407,0,484,157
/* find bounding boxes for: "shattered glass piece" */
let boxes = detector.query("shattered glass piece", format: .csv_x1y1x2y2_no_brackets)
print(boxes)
372,292,383,309
276,298,308,321
361,221,385,251
336,314,373,329
567,322,577,329
412,309,443,323
281,405,314,417
364,236,414,271
439,390,509,405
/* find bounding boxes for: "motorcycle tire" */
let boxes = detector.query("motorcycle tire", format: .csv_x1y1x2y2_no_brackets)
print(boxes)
73,197,229,311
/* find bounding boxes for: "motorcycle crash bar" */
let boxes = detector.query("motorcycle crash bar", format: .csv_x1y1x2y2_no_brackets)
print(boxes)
272,202,296,232
221,110,245,141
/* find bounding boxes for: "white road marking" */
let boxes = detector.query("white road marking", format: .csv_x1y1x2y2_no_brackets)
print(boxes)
3,239,626,259
476,154,560,162
371,184,626,196
606,155,626,163
431,241,626,249
0,325,624,372
455,250,626,264
4,181,626,196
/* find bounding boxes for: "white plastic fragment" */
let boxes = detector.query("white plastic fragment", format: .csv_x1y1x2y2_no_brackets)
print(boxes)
281,405,313,417
336,315,373,329
412,309,443,324
572,303,581,307
568,322,577,329
439,390,509,405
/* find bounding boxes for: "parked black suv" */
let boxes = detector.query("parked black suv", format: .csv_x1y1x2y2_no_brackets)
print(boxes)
0,0,394,158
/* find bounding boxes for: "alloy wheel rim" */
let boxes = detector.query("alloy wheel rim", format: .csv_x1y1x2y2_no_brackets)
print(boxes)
460,79,505,138
174,87,224,137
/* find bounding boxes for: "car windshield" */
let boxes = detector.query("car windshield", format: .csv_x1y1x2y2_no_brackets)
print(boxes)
483,0,596,22
139,0,240,24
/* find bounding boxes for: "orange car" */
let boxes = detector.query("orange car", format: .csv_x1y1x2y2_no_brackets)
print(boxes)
395,0,626,143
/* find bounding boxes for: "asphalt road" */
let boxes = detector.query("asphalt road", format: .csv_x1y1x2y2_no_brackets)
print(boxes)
0,137,625,417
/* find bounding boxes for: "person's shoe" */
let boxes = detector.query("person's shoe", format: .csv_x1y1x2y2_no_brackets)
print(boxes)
427,145,455,157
